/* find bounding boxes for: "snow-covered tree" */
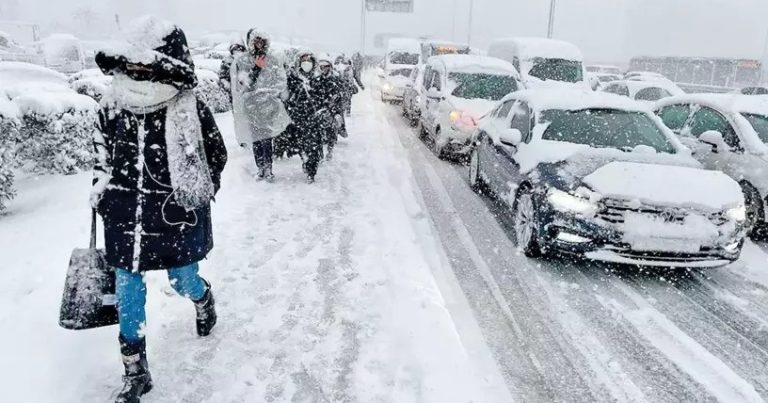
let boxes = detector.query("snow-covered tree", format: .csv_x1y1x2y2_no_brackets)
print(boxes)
0,101,21,212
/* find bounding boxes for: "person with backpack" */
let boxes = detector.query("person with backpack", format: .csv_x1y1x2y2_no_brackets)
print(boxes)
92,16,228,402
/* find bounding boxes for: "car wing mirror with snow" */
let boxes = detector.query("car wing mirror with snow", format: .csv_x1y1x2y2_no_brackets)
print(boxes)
698,130,726,153
498,128,523,148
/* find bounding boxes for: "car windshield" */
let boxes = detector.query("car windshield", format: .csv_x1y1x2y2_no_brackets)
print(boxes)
389,68,413,77
528,58,584,83
742,113,768,143
448,72,517,100
389,52,419,65
635,87,671,101
540,108,676,153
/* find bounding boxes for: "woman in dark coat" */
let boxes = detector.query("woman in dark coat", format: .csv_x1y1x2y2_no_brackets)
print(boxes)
284,50,329,183
91,16,227,403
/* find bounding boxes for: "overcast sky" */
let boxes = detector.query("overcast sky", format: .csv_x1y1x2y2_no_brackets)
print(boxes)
1,0,766,63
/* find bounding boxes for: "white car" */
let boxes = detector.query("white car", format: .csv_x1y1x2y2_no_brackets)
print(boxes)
655,94,768,236
379,65,415,103
587,73,622,91
488,37,589,89
602,80,680,107
419,54,522,158
469,89,747,267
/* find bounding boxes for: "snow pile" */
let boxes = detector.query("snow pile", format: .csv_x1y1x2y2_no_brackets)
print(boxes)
192,56,223,73
194,69,230,113
13,92,98,174
0,97,21,211
70,76,113,102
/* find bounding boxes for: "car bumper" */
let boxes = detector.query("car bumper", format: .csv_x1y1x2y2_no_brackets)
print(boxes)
540,210,743,268
381,85,405,100
438,127,475,155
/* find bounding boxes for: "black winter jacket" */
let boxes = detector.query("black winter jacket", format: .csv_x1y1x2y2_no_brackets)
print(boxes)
94,98,227,271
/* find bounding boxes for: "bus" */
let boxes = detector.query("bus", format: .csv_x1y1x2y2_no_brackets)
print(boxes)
628,56,762,93
420,40,471,62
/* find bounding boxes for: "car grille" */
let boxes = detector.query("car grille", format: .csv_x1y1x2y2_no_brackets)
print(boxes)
596,199,727,226
602,245,729,262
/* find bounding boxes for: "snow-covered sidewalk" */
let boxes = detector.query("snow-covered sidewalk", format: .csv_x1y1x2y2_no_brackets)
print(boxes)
0,93,509,402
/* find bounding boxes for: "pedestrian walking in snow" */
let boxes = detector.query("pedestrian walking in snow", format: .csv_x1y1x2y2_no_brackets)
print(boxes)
219,43,246,101
92,16,228,403
352,52,366,91
285,51,330,183
335,56,359,116
315,54,346,161
231,29,291,183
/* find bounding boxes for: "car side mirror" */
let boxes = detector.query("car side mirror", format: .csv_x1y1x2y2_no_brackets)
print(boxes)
699,130,726,153
426,88,443,100
498,128,523,147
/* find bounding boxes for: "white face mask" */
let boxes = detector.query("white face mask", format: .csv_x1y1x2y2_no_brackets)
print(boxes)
300,61,314,73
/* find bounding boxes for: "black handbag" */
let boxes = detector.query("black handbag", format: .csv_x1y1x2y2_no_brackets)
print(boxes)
59,209,119,330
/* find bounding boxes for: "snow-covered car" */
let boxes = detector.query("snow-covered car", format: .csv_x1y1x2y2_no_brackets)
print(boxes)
624,70,683,90
469,89,747,268
38,34,87,74
586,64,623,75
419,54,522,158
487,37,589,90
587,73,621,91
601,80,678,107
401,64,425,126
379,65,415,102
655,94,768,236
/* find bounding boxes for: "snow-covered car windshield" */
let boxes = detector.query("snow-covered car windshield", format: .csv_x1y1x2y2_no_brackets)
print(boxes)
389,68,412,77
528,59,584,83
742,113,768,144
635,87,672,102
389,52,419,65
448,72,518,101
541,108,676,153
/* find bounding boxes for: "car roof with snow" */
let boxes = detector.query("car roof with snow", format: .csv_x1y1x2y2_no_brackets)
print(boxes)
488,37,584,61
428,54,520,77
503,88,650,114
606,80,680,96
0,61,68,86
656,93,768,115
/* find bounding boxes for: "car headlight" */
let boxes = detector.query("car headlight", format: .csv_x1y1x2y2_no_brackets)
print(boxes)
449,110,477,128
382,83,393,91
548,189,598,216
726,205,747,222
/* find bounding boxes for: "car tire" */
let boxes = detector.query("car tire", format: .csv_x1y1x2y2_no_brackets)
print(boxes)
513,188,543,258
432,128,446,159
469,148,487,194
418,122,429,141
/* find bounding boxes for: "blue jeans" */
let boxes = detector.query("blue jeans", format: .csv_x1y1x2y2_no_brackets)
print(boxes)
116,263,207,343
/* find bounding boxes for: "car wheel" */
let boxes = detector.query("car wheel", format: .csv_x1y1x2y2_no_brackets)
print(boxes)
418,122,429,140
469,148,487,193
513,188,543,257
432,128,446,159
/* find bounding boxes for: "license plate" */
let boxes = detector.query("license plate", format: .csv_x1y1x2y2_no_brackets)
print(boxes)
631,239,701,253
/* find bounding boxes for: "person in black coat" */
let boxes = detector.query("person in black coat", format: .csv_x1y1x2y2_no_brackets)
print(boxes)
315,54,346,160
92,16,227,403
284,51,329,183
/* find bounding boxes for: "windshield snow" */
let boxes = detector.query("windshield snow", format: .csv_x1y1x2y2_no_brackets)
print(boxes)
528,58,584,83
541,108,676,153
448,72,518,100
389,51,419,65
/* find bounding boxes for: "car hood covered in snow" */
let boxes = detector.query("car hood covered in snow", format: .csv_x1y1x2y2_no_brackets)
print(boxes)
581,161,743,211
449,97,498,120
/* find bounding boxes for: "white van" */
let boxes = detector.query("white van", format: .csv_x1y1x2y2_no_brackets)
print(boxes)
488,37,588,89
378,38,422,102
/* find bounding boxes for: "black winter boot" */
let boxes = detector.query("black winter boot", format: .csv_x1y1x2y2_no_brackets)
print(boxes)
116,336,153,403
194,281,217,337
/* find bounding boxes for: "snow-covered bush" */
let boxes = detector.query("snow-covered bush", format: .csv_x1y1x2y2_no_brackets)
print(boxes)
12,92,98,174
194,69,230,113
0,97,21,212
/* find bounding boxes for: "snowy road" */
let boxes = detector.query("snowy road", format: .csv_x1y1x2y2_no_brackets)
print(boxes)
376,99,768,403
4,89,768,402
